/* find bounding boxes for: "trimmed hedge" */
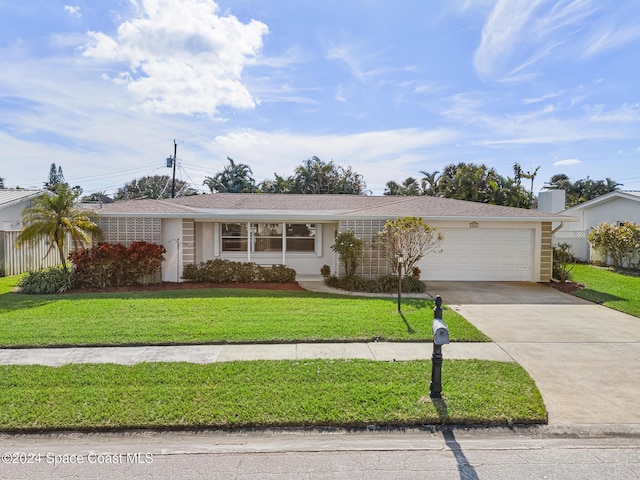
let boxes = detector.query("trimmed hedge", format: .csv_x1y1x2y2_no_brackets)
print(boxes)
182,259,296,284
325,274,426,294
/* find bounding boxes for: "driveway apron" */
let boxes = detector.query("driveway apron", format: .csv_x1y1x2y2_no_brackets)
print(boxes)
427,281,640,425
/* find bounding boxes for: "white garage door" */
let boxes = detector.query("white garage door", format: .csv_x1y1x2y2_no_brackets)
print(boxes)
421,228,534,281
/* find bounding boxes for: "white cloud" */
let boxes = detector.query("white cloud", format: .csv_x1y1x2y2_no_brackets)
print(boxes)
584,24,640,57
82,0,268,116
473,0,601,81
64,5,81,18
474,0,546,79
523,90,565,105
587,103,640,123
553,158,582,166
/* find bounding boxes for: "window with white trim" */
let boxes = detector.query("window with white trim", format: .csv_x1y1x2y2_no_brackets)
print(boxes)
220,222,317,253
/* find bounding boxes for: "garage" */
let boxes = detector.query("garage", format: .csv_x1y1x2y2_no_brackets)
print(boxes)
421,228,534,281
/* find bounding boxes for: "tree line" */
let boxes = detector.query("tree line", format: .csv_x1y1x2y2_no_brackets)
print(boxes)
2,159,621,209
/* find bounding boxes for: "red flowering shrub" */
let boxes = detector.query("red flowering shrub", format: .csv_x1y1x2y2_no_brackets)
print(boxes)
127,241,166,285
70,241,166,288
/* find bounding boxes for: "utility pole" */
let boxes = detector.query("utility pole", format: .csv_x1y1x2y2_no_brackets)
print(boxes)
171,139,177,198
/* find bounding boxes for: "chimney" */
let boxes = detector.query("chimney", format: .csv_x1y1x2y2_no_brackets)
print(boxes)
538,188,566,213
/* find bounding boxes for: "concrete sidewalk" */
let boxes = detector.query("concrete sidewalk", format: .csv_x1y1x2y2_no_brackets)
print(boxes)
0,342,512,367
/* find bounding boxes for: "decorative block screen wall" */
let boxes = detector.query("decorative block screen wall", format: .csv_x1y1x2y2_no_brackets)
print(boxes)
338,219,391,279
96,217,161,245
182,219,195,267
540,222,552,282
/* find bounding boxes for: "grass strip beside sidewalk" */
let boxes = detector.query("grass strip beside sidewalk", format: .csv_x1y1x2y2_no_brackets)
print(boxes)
0,359,546,432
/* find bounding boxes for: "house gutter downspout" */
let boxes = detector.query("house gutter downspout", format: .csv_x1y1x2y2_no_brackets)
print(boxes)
551,222,564,235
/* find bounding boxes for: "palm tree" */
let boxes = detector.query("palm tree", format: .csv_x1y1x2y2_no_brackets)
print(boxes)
203,157,256,193
419,170,441,196
17,184,102,271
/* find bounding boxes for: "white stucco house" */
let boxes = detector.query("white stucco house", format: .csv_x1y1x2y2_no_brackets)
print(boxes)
90,193,576,283
551,190,640,263
0,189,61,276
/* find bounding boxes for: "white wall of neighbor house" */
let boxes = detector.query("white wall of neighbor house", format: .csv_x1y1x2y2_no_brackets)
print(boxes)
161,218,183,282
0,203,27,231
582,199,640,229
554,197,640,262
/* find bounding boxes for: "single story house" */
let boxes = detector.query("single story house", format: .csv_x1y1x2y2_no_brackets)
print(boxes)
551,190,640,263
90,194,576,283
0,189,62,276
0,189,45,231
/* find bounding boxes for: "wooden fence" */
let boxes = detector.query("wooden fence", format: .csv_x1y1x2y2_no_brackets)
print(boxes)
0,231,70,276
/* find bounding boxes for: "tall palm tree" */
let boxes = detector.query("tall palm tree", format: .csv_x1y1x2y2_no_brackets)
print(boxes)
419,170,441,196
17,184,102,271
203,157,256,193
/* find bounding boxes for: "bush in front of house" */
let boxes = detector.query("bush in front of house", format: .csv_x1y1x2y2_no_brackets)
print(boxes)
260,264,297,283
552,242,574,283
69,241,166,288
17,267,77,294
182,259,297,284
325,274,426,294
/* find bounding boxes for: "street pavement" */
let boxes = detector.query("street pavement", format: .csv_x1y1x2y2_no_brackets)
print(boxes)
0,428,638,479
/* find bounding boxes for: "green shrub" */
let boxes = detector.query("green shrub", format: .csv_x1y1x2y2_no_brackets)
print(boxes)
331,230,363,278
552,243,574,283
17,267,77,294
324,274,426,294
182,259,296,283
261,264,297,283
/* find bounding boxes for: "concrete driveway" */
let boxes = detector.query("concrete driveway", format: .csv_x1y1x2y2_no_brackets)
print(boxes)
427,281,640,426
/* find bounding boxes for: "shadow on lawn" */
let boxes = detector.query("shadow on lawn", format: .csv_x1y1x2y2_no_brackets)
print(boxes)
399,312,416,333
0,292,58,313
572,288,624,304
1,286,432,313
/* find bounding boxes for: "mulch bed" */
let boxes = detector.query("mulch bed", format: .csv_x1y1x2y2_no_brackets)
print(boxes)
548,281,585,294
66,282,306,294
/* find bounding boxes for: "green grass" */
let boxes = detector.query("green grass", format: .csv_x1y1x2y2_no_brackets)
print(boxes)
0,359,546,432
570,264,640,317
0,275,488,347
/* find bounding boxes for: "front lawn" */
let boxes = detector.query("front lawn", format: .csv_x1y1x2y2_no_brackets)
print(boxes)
570,264,640,317
0,276,488,347
0,359,546,432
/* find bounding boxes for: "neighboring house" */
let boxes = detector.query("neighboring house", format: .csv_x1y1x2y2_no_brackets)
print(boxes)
0,189,63,276
90,194,575,283
551,190,640,263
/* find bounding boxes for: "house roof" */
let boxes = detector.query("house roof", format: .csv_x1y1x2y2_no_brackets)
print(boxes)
0,189,46,210
89,193,576,223
562,190,640,213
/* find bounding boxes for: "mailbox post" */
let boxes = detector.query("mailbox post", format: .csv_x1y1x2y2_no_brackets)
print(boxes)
430,295,449,398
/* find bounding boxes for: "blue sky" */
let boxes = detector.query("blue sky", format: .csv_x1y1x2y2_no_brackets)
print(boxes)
2,0,640,197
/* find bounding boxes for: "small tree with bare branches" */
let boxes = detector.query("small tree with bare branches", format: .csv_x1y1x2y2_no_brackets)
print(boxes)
377,217,443,275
